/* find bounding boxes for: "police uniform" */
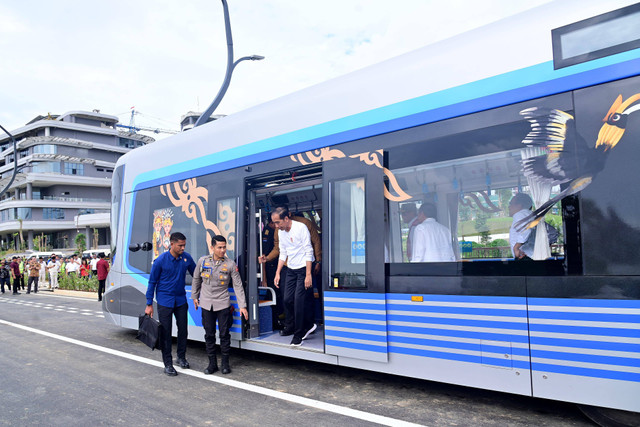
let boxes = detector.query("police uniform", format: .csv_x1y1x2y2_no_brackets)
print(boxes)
191,255,246,366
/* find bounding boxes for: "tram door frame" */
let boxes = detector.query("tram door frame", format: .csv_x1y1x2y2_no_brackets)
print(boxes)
246,178,324,339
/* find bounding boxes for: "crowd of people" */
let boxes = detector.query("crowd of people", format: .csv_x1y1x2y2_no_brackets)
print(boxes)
0,252,110,300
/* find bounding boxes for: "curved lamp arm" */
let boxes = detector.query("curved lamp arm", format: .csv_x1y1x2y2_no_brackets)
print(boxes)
195,0,264,128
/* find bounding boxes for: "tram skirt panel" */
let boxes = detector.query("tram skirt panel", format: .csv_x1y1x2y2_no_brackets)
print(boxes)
528,297,640,413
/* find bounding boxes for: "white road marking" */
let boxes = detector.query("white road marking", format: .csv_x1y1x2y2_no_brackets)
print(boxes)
0,319,424,427
81,313,93,316
40,294,99,302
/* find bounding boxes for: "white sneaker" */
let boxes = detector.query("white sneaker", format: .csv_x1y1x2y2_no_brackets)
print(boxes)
302,323,317,340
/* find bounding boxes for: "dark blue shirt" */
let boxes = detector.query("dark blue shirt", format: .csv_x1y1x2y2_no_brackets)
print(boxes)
146,251,196,307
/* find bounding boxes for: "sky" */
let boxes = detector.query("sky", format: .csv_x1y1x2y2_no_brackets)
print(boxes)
0,0,551,140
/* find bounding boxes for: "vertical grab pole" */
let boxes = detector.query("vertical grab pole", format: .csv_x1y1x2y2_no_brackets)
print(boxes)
257,208,264,285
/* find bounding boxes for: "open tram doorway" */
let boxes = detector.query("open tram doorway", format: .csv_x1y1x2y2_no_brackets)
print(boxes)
245,166,325,353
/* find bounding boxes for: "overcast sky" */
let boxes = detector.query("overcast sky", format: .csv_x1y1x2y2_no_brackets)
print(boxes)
0,0,550,139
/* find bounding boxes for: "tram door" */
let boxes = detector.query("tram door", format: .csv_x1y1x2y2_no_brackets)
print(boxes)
322,153,388,362
246,175,324,342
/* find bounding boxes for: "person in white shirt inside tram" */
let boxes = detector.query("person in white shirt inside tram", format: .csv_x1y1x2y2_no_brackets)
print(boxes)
410,202,456,263
400,202,420,261
508,193,533,260
272,206,316,347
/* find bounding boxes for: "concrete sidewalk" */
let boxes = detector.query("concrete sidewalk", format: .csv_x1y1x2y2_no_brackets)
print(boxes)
34,288,98,299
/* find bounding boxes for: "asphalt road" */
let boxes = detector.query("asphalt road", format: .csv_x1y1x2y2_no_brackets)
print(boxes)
0,292,594,426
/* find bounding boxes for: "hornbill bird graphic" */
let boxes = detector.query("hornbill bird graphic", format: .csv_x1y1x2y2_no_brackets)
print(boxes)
515,93,640,231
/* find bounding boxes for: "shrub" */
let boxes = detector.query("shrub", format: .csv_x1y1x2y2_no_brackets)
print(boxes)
58,273,98,292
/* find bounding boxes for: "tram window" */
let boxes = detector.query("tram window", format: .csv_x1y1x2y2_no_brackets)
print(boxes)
386,124,565,265
330,178,366,289
573,76,640,275
216,197,237,260
128,186,210,276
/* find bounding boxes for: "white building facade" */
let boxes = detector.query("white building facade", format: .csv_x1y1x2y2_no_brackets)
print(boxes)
0,110,153,252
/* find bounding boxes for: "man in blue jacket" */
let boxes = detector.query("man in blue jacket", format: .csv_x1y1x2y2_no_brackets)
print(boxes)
145,232,196,376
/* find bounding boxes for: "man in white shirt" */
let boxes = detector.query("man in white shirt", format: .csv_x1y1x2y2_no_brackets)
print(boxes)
509,193,533,259
66,255,80,275
47,255,61,290
90,254,98,279
272,206,316,347
411,203,456,262
400,203,421,262
38,257,46,283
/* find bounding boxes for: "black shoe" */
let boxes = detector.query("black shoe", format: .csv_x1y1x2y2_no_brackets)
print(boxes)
302,323,317,340
279,328,294,336
221,356,231,374
26,292,30,294
177,358,190,369
204,364,219,375
164,366,178,376
13,292,20,295
290,337,302,347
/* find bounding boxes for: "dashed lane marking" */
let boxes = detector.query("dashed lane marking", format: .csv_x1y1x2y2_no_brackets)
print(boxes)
0,319,424,427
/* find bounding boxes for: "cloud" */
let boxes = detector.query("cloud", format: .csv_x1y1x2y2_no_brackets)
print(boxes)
0,0,551,139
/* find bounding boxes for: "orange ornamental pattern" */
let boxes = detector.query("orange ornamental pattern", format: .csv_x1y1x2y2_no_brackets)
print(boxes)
291,147,412,202
160,178,229,255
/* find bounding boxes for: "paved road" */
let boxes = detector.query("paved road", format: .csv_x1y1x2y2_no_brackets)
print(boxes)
0,292,593,426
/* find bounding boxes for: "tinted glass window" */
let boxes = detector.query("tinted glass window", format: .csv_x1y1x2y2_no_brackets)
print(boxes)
127,176,239,275
330,178,366,289
386,97,572,272
573,75,640,275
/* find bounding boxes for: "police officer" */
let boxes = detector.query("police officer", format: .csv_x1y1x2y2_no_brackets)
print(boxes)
192,235,248,375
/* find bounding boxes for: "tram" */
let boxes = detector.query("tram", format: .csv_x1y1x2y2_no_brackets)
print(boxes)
104,1,640,423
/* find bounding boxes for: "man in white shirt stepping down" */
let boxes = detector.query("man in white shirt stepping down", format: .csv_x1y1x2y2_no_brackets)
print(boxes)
272,206,316,346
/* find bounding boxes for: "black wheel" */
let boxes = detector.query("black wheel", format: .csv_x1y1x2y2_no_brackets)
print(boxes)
579,405,640,427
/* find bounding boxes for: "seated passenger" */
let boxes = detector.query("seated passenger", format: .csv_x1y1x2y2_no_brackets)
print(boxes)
508,193,533,260
411,203,455,262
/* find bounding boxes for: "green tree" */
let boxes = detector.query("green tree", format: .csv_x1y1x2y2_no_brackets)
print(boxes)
474,209,491,245
75,233,86,255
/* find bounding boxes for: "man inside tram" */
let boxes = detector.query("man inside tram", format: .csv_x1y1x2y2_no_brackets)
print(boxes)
260,206,320,346
508,193,533,260
410,202,456,262
261,215,283,329
400,202,420,261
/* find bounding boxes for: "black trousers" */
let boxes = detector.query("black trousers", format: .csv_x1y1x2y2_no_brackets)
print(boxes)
157,302,188,367
98,280,106,301
283,266,314,340
27,276,39,293
20,274,25,289
201,306,232,357
0,277,8,293
12,277,20,293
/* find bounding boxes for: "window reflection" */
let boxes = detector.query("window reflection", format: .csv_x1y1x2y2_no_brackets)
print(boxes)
388,150,564,263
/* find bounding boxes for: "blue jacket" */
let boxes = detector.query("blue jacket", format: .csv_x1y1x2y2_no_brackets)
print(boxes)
146,251,196,307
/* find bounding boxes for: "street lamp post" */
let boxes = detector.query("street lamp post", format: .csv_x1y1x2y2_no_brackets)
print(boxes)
194,0,264,128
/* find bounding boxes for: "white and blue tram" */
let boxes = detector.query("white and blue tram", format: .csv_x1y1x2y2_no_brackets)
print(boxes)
105,1,640,422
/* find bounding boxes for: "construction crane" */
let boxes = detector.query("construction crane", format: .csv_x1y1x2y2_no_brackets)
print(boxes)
115,109,179,135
